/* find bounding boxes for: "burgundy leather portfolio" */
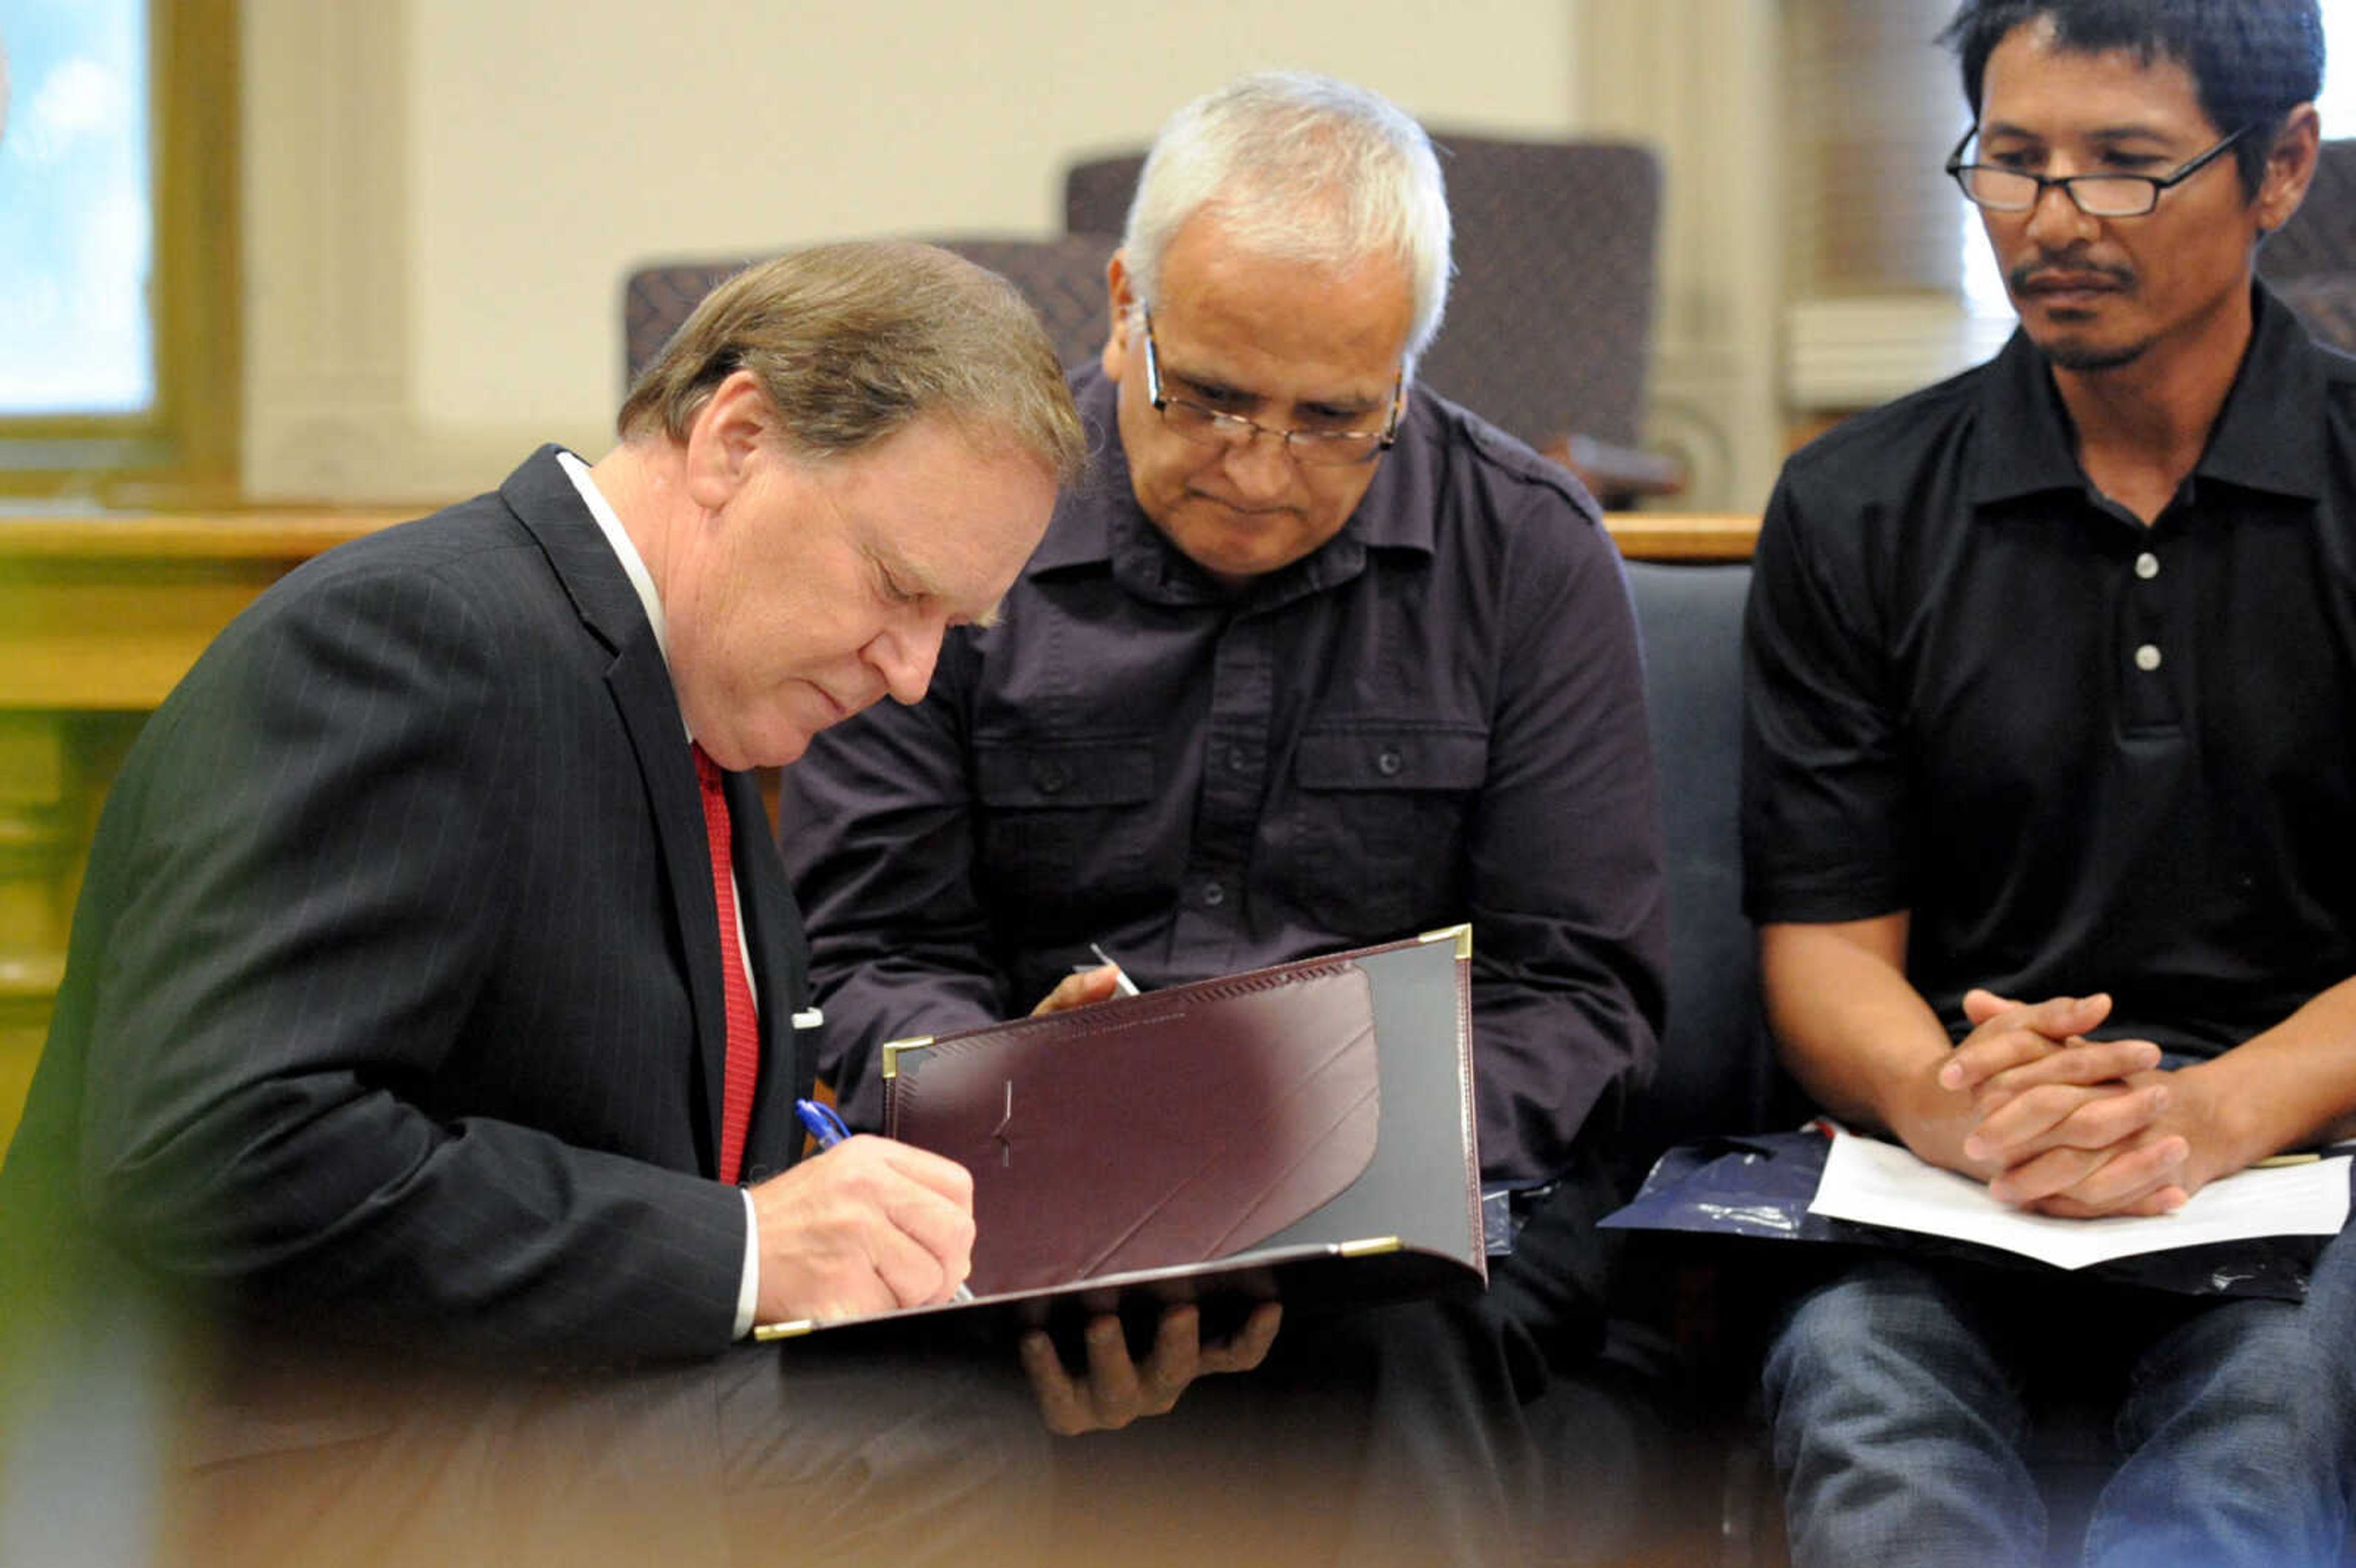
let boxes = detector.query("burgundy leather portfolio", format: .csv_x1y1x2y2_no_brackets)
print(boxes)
756,926,1485,1340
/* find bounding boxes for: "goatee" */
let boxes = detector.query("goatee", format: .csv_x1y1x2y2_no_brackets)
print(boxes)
2043,336,2149,372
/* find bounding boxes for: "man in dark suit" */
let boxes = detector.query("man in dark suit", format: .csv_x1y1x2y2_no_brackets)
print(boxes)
0,241,1085,1566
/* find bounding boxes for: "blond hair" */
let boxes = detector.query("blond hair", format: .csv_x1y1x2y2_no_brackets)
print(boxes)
619,240,1085,482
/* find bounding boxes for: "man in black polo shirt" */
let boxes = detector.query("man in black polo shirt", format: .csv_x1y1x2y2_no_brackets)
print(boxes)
1744,3,2356,1564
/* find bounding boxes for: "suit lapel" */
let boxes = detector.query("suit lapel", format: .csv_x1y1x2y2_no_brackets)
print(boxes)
610,643,733,1174
502,448,734,1178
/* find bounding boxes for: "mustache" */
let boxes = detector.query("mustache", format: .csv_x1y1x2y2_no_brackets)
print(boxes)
2008,255,2136,293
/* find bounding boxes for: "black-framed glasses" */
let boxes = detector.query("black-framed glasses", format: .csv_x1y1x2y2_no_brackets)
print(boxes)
1944,125,2247,218
1140,308,1402,467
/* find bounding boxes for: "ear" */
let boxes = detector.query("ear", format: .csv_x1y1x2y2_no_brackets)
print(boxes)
680,369,777,511
2255,102,2323,236
1102,250,1139,383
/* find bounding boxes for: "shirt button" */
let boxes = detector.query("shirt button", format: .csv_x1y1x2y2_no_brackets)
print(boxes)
2135,644,2163,672
1202,882,1227,908
2135,551,2160,580
1227,747,1249,772
1032,759,1068,794
1376,748,1404,777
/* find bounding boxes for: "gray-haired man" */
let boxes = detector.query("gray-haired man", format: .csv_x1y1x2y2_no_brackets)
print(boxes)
781,73,1668,1567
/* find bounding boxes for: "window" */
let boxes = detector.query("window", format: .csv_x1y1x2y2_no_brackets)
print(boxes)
2317,4,2356,130
0,0,238,503
1786,0,1965,304
1782,0,2015,413
0,6,150,416
1790,3,2356,400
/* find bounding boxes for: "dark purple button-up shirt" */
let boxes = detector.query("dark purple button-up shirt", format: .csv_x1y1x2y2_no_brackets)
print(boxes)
778,367,1665,1184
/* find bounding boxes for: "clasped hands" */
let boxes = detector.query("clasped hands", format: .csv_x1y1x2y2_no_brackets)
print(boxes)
1919,988,2235,1218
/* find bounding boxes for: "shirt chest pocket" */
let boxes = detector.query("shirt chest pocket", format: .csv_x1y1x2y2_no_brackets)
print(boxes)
1282,724,1490,932
972,739,1159,910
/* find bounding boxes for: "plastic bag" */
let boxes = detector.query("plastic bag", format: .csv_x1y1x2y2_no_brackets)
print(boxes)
1602,1129,2328,1302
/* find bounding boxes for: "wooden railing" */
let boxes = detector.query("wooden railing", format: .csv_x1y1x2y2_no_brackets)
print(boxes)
0,507,1761,1148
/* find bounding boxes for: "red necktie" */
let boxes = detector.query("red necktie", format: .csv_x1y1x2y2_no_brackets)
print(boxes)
693,744,760,1184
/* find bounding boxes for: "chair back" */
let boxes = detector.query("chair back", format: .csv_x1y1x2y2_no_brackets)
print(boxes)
1618,560,1799,1185
618,234,1120,390
2257,137,2356,353
1062,134,1664,453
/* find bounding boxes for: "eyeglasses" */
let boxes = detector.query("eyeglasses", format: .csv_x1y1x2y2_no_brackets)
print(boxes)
1944,125,2247,218
1139,309,1402,467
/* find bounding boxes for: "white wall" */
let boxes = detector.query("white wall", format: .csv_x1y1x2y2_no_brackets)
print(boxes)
410,2,1579,435
247,1,1578,499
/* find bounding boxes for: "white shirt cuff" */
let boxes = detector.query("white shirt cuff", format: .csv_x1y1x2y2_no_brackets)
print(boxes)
734,1187,760,1339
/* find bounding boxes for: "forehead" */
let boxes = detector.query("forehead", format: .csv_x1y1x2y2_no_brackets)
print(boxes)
1150,213,1414,393
820,422,1053,598
1979,20,2216,139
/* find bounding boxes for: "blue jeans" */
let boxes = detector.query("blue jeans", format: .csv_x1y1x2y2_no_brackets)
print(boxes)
1763,1224,2356,1568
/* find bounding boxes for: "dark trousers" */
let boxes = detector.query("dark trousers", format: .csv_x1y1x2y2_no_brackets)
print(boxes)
5,1297,1052,1568
1044,1153,1665,1568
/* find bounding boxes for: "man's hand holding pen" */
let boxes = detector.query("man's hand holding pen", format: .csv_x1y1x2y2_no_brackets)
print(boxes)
1032,962,1130,1014
749,956,1134,1331
753,956,1285,1426
745,1131,978,1325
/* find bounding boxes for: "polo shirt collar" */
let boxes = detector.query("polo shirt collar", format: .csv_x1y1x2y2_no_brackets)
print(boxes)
1967,279,2328,507
2193,281,2327,502
1966,330,2085,505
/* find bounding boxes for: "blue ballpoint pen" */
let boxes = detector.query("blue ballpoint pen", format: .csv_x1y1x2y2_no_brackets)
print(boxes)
794,1097,852,1150
793,1097,974,1303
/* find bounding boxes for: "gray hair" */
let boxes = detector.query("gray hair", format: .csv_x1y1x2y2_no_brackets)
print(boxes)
1120,72,1453,372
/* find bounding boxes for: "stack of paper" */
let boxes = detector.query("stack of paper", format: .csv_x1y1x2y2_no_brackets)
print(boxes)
1808,1129,2350,1271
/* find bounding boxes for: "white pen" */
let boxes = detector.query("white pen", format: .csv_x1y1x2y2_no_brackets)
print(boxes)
1088,942,1142,997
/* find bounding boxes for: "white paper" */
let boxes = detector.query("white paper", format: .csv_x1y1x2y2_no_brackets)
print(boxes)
1807,1130,2350,1270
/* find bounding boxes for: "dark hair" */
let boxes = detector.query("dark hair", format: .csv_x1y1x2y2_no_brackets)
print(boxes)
1939,0,2323,197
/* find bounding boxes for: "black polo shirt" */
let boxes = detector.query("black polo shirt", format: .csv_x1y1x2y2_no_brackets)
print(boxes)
1744,283,2356,1056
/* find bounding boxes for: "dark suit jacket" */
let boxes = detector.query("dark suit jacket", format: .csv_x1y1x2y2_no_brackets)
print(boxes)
4,448,814,1364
